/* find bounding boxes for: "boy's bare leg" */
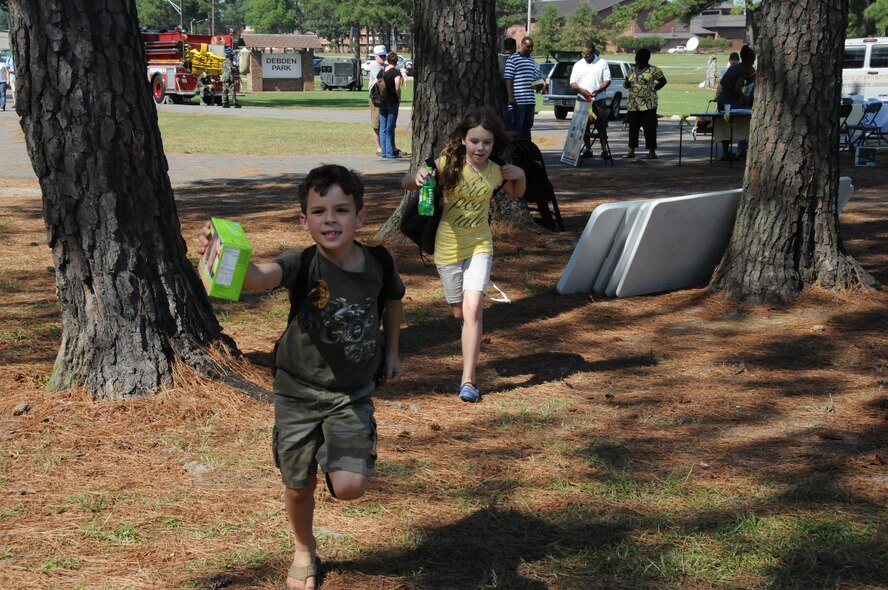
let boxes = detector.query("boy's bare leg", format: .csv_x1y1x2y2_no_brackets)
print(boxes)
283,470,369,589
284,475,318,590
326,470,369,501
458,290,484,385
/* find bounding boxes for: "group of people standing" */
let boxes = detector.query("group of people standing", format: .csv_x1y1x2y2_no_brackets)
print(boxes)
496,37,668,159
568,41,668,160
193,49,240,108
367,44,404,159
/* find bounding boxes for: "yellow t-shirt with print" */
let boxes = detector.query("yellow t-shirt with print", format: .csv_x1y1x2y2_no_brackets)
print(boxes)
433,156,503,265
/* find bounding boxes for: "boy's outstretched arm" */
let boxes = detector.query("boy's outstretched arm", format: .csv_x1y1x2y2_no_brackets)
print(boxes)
196,221,282,292
242,261,283,292
381,298,403,384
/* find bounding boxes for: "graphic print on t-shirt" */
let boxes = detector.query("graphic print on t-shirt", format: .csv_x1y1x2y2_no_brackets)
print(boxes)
297,282,377,364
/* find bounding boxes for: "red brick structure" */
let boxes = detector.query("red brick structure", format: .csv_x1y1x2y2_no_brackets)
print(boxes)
240,34,322,91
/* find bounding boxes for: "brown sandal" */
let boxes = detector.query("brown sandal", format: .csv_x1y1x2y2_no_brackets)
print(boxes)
286,557,321,589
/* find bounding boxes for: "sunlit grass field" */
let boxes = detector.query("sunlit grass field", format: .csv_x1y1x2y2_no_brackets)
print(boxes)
236,52,730,117
156,112,413,156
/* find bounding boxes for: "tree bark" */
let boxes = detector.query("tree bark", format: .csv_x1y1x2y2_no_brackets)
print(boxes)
376,0,532,241
8,0,237,399
711,0,879,304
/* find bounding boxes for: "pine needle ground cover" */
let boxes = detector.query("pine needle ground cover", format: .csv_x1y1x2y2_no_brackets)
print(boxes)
1,158,886,589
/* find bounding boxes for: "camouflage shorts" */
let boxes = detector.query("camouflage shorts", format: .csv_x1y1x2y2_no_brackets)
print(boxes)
272,381,377,489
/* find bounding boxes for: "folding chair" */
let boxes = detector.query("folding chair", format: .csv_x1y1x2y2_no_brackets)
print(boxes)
581,103,614,166
692,99,717,140
847,99,887,148
838,101,853,152
510,140,564,231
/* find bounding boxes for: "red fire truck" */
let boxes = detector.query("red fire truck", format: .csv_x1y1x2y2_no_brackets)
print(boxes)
142,29,240,104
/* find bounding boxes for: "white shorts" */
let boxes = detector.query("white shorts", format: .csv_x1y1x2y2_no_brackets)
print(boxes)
436,252,492,304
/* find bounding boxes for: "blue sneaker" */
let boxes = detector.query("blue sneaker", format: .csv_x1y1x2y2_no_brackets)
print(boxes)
458,382,481,403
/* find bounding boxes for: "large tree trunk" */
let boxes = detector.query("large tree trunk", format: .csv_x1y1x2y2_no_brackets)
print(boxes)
711,0,878,304
376,0,532,240
8,0,237,399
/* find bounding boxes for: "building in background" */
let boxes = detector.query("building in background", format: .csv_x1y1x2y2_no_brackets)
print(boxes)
530,0,745,52
240,34,322,91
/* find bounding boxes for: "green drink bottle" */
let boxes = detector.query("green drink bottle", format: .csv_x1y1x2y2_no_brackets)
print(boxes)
418,166,435,216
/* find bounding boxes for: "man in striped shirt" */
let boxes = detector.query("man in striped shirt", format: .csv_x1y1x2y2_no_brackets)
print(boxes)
504,37,542,141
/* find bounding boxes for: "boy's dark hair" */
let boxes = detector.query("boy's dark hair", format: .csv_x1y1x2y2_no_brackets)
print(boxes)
503,37,516,52
297,164,365,213
728,52,740,61
739,45,755,63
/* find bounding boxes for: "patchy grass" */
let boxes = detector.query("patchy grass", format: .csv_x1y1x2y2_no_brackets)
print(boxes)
1,149,887,589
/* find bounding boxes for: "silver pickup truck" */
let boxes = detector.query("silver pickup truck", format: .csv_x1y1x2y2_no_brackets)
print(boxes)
543,54,630,120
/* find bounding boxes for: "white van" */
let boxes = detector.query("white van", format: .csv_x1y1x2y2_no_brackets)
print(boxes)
843,37,888,99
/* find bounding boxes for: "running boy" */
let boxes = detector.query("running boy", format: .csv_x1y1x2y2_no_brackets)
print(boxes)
198,164,405,590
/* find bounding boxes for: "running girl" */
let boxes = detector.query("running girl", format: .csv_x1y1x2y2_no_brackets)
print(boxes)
402,107,526,402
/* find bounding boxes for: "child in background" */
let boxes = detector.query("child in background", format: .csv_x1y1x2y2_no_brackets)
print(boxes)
198,164,405,590
401,107,526,403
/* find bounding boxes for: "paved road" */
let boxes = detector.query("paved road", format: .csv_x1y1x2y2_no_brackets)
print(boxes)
0,101,718,190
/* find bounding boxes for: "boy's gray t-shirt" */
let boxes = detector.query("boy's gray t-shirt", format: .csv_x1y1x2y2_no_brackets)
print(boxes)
272,245,405,393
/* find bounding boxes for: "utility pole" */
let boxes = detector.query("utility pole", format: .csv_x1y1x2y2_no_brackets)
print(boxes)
163,0,183,29
211,0,216,36
526,0,531,34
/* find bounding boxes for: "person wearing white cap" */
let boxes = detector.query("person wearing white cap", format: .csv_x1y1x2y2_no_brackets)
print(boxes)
368,45,387,155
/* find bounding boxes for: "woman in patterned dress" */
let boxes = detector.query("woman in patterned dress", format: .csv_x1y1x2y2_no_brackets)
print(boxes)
623,48,667,159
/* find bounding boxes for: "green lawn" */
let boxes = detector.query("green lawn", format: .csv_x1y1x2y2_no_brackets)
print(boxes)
237,52,729,118
156,112,412,156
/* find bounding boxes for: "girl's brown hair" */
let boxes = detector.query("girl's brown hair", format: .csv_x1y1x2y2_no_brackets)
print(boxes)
438,107,510,193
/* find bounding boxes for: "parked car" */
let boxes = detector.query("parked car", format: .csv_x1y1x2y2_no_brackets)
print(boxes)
536,61,555,93
361,54,375,74
319,57,363,91
668,45,687,54
843,37,888,100
542,52,630,120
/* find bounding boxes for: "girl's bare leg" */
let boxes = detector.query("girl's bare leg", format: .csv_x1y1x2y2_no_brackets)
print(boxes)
458,290,484,385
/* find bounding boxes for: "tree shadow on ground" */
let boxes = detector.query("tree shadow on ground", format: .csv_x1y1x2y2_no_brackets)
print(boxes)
485,350,665,394
331,507,627,589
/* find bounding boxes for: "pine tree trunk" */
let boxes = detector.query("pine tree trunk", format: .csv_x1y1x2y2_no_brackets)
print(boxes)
8,0,237,399
376,0,532,241
711,0,878,304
